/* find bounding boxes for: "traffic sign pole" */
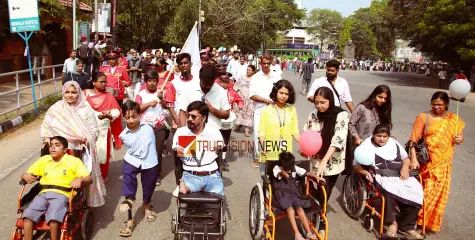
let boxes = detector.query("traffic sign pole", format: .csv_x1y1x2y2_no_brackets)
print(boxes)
17,31,38,114
8,0,41,114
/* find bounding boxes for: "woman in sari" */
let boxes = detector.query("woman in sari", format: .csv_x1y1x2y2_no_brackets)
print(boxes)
41,81,106,207
234,64,256,137
409,91,465,232
356,124,424,239
84,72,121,183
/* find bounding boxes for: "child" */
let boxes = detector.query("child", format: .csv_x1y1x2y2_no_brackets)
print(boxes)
217,75,244,170
273,151,318,240
119,101,159,237
21,136,93,240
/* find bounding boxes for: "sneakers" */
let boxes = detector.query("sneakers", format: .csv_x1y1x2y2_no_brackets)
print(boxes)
172,186,179,198
156,179,161,186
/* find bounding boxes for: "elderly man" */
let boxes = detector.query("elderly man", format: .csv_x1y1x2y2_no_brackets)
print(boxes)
173,101,225,196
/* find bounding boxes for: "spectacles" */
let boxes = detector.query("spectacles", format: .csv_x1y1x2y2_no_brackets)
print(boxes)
186,113,199,120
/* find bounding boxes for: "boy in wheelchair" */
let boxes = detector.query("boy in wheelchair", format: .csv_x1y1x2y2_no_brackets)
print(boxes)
352,124,424,239
20,136,93,240
272,152,319,240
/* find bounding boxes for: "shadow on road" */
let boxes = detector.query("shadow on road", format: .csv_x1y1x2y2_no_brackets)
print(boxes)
368,72,443,90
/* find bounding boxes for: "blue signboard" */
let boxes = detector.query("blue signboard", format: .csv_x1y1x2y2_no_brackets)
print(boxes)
283,43,319,49
8,0,40,33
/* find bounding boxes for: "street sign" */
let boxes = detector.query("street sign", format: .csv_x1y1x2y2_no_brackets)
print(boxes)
76,22,90,42
7,0,40,33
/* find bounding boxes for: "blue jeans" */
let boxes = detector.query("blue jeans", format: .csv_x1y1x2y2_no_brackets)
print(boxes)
182,171,225,196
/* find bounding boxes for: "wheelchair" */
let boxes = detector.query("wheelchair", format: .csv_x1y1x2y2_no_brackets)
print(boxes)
341,167,426,238
248,161,328,240
171,150,227,240
11,147,93,240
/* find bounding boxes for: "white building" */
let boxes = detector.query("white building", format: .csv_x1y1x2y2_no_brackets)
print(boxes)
394,39,424,62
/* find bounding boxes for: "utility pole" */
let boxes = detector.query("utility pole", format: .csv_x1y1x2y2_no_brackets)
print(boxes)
112,0,117,46
73,0,77,48
94,0,98,41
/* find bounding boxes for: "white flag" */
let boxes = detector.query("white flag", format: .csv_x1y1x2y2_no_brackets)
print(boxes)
180,22,201,77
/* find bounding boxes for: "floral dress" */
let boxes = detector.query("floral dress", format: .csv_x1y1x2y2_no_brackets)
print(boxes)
303,110,349,176
349,104,380,140
234,76,255,127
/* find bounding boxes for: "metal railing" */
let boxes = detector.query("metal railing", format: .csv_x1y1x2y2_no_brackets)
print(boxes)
0,64,64,119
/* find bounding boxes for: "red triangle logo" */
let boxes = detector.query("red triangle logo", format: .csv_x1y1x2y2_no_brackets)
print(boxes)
178,136,196,149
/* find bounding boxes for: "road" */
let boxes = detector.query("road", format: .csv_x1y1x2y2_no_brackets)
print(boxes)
0,70,474,240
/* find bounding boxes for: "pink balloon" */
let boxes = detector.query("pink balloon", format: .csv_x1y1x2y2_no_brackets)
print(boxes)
299,130,322,156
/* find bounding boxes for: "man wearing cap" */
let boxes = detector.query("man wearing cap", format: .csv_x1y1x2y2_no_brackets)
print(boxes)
127,49,145,101
100,51,131,107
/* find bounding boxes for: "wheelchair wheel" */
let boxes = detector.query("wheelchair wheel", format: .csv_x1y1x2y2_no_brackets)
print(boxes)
342,172,367,219
249,183,265,240
81,209,94,240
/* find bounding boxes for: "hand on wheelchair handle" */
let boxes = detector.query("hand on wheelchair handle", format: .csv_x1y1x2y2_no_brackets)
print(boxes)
20,173,39,185
70,178,83,189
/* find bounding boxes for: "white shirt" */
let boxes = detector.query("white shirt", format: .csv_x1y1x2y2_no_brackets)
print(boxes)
273,165,307,180
306,76,352,107
235,63,248,80
170,74,199,113
249,70,280,113
63,58,77,73
179,81,231,130
172,125,224,171
270,64,282,79
226,59,241,78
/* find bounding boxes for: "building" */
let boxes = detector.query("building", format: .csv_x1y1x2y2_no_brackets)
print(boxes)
394,39,424,62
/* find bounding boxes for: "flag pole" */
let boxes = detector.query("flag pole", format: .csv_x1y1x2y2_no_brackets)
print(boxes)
160,21,198,91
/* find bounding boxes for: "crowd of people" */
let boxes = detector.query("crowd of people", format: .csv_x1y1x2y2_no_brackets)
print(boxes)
18,43,466,239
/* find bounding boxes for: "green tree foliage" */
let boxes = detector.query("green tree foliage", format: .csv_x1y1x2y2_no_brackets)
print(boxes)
115,0,175,50
305,9,344,49
349,18,378,59
391,0,475,67
163,0,304,53
338,18,352,55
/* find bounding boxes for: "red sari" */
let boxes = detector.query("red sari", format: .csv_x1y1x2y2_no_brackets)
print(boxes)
84,90,122,179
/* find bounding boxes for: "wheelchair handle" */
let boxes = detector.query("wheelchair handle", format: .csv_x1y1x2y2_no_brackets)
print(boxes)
19,175,40,185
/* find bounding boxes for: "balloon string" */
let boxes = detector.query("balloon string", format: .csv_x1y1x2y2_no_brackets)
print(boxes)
456,100,460,136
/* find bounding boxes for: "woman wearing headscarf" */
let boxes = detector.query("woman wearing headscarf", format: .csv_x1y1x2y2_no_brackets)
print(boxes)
304,86,349,200
41,81,106,207
84,72,122,183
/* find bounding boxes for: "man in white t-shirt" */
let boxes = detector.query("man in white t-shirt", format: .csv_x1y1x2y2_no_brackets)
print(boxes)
307,59,354,113
178,64,230,130
173,101,225,196
249,54,280,166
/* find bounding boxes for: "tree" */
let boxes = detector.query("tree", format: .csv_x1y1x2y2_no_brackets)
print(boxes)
349,19,378,59
338,18,352,55
391,0,475,67
163,0,304,53
305,9,344,50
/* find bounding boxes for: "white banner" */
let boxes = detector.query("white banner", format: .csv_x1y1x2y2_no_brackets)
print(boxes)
91,3,111,33
180,22,201,77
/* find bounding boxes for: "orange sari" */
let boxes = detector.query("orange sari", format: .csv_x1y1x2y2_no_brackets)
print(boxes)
410,112,465,232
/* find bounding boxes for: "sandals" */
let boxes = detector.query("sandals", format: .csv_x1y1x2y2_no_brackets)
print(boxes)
252,160,259,168
385,224,398,238
119,219,134,237
307,232,318,240
399,230,425,239
144,207,157,222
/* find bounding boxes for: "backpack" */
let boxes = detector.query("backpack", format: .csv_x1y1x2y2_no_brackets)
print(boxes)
79,43,88,59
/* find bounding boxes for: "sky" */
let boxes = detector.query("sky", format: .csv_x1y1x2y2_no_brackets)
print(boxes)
302,0,373,17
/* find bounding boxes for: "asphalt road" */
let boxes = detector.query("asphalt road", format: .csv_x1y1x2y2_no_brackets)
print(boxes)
0,70,474,240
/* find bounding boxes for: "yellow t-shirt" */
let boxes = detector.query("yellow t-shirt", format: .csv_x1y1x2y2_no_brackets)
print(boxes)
258,104,299,162
27,154,90,197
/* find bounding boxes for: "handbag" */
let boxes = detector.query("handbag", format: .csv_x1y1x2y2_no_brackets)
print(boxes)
405,112,430,164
